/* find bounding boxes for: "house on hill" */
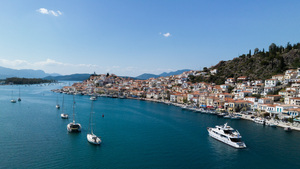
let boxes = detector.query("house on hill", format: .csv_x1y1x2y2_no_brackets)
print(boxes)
237,76,248,82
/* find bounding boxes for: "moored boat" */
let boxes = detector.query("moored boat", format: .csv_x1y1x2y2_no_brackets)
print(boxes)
231,115,241,120
60,95,68,119
67,96,81,132
253,117,265,125
61,113,69,119
90,96,97,101
284,127,292,131
223,115,231,119
11,91,16,103
87,100,102,145
207,123,246,149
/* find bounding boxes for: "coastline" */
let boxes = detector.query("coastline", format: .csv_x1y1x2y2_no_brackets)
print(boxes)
51,89,300,132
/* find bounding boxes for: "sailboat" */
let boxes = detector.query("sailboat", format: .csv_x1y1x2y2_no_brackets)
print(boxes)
11,91,16,103
87,100,102,145
18,87,21,101
60,95,68,119
56,96,60,109
67,95,81,132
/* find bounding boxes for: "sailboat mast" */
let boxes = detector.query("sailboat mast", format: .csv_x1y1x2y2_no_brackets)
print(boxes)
62,94,65,114
73,95,75,123
91,100,94,134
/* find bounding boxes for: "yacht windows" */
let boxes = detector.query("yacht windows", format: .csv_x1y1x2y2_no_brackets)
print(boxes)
230,138,242,142
224,130,233,134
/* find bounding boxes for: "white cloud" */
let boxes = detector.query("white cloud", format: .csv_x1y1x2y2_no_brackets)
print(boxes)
163,32,171,37
37,8,62,17
37,8,49,14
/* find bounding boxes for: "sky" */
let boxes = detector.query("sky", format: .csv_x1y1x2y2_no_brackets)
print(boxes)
1,0,300,77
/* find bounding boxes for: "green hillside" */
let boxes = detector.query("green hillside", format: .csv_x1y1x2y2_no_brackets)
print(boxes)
190,42,300,85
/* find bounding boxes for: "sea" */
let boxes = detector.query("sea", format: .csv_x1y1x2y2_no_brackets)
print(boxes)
0,82,300,169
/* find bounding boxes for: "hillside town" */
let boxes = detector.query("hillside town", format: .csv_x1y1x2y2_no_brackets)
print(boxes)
54,68,300,129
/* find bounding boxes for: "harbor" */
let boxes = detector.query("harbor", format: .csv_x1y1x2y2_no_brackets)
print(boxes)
1,83,300,168
52,87,300,132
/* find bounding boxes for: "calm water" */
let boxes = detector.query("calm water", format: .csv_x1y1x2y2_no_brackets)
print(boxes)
0,83,300,169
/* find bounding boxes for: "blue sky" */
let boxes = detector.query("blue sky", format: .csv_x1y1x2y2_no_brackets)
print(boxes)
1,0,300,76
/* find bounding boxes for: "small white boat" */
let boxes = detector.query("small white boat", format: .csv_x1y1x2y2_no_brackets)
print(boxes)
253,117,265,125
61,113,69,119
231,115,241,120
207,123,246,149
223,115,231,119
217,112,227,117
266,121,277,127
90,96,97,101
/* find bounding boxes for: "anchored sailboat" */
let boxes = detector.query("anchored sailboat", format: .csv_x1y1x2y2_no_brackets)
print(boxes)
67,95,81,132
11,91,16,103
87,100,101,145
60,95,68,119
18,87,21,102
56,96,60,109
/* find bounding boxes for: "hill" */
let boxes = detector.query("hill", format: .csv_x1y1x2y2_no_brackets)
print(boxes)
136,69,191,80
189,42,300,85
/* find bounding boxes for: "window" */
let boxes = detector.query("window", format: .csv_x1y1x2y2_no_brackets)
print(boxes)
230,138,242,142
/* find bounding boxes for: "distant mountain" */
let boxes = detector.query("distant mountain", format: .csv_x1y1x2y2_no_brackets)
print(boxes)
0,66,60,79
135,69,191,80
44,74,92,81
136,73,160,80
159,69,191,77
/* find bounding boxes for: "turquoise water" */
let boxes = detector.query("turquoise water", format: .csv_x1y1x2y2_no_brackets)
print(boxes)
0,83,300,169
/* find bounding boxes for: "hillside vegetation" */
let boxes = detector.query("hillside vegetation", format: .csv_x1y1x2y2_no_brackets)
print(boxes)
190,42,300,85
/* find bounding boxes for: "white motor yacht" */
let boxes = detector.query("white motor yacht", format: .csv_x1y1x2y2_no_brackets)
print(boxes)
207,123,246,149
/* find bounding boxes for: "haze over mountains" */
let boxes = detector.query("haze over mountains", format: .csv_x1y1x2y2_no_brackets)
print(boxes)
0,66,190,81
135,69,191,80
0,66,60,79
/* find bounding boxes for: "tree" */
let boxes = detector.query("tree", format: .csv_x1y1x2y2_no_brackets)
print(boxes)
269,43,277,56
254,48,259,55
203,67,208,72
286,42,292,51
